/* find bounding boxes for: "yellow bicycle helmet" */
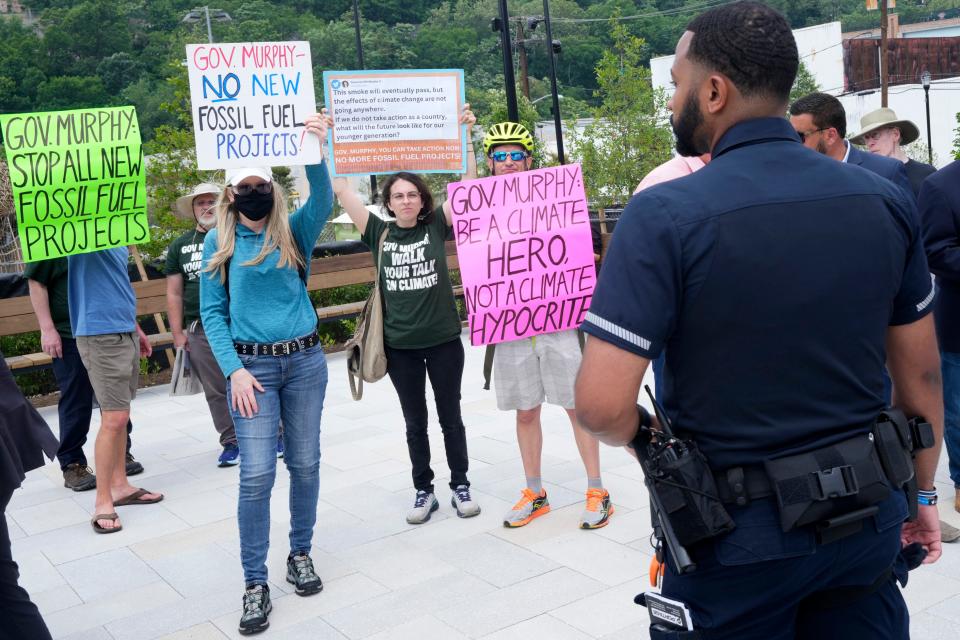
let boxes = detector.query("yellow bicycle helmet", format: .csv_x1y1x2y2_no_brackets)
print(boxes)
482,122,535,155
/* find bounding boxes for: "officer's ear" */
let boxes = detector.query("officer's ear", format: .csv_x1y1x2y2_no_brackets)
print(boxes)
703,73,730,116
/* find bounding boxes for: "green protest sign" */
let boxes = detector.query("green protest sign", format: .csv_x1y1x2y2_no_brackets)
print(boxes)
0,106,149,262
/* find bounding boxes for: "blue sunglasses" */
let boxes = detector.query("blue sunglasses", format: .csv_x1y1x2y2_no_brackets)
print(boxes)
490,150,529,162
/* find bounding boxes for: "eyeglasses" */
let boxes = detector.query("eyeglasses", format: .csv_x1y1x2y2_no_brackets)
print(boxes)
390,191,421,203
490,150,529,162
798,128,827,143
232,182,273,196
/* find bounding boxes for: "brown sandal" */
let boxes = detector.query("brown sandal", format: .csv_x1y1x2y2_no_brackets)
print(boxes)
114,488,164,506
91,513,122,534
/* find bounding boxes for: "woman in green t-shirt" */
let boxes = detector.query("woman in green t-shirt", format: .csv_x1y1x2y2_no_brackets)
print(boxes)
331,106,480,525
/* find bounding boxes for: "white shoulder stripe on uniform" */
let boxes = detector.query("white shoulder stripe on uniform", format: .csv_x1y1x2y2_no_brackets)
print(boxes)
584,312,652,351
916,275,936,313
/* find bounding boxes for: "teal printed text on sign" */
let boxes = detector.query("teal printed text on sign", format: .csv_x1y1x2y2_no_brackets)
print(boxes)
0,106,149,262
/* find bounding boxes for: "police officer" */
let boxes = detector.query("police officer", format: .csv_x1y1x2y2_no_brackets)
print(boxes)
575,2,943,638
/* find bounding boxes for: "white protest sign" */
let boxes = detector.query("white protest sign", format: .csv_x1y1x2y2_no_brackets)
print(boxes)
186,41,321,169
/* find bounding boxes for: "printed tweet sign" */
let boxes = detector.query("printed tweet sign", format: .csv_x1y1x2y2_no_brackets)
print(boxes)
449,164,595,346
323,69,467,176
0,106,149,262
186,41,321,169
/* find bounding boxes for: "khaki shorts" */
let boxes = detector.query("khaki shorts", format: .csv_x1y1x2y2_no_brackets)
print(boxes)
493,330,581,410
77,332,139,411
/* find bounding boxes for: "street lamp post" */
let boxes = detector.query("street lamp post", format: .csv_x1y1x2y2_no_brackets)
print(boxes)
921,70,933,165
527,2,565,164
182,6,232,44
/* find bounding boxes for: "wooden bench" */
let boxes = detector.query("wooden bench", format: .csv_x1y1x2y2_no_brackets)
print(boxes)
2,242,462,374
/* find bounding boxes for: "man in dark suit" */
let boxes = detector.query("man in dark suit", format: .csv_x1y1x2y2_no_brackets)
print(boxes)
0,354,58,640
788,92,913,200
919,160,960,523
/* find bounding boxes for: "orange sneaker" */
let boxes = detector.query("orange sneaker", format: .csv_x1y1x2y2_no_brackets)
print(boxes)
503,488,550,527
579,488,614,529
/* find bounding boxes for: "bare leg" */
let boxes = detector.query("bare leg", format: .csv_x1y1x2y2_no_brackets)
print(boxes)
93,409,161,530
566,408,601,479
92,409,129,530
516,405,544,479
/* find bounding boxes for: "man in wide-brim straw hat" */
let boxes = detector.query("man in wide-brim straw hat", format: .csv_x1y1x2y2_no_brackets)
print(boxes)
850,107,935,196
165,182,242,467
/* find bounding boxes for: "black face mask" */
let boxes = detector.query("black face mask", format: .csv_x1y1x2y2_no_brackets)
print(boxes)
234,191,273,221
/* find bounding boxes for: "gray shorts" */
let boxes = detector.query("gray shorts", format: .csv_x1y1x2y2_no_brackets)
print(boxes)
493,330,581,410
77,332,139,411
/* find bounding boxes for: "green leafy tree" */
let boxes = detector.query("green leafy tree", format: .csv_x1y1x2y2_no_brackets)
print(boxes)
568,22,673,208
953,112,960,161
789,61,821,105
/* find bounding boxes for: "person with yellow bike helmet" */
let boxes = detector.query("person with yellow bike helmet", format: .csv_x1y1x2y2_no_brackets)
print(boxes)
481,121,615,532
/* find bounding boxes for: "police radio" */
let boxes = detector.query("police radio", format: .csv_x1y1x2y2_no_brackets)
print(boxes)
631,387,736,575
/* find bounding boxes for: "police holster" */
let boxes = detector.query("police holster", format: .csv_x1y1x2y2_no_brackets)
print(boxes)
764,433,890,543
873,409,934,521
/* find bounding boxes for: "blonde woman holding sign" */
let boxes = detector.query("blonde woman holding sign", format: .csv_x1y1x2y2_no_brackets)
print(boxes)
200,113,331,636
331,105,481,525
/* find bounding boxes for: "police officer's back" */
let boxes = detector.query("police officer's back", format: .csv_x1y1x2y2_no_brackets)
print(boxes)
575,2,944,639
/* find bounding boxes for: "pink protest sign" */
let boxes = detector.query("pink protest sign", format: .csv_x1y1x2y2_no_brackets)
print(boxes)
448,163,595,346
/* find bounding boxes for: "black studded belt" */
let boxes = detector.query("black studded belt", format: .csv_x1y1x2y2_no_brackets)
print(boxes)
234,331,320,357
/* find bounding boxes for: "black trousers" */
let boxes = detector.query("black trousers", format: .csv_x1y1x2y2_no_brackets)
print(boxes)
51,337,133,469
386,339,469,493
0,488,52,640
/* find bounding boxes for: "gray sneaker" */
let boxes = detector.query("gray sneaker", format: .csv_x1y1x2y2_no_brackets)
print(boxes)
406,490,439,524
62,463,96,492
238,584,271,635
286,553,323,596
451,485,481,518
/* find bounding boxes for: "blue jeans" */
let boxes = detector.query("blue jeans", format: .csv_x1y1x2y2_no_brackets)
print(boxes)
941,351,960,487
227,344,328,587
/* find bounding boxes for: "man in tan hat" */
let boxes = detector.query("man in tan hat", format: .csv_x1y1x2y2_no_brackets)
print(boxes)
165,183,239,467
850,107,936,197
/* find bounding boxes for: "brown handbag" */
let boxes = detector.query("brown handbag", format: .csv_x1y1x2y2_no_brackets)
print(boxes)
346,227,389,400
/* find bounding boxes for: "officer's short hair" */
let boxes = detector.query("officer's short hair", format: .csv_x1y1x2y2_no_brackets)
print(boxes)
789,92,847,138
685,1,798,102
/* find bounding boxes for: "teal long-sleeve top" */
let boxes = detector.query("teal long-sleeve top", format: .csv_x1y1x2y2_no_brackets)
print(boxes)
200,161,333,378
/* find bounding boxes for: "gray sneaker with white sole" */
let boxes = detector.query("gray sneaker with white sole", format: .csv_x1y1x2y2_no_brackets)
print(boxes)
407,490,439,524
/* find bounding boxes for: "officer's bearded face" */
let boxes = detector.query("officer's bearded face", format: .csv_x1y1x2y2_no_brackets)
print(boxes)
668,32,710,158
671,91,707,157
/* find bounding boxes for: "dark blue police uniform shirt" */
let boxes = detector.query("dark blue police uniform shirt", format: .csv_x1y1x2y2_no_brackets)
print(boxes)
582,117,934,470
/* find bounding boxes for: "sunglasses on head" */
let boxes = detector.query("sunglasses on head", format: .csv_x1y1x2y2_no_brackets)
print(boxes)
490,150,529,162
232,182,273,196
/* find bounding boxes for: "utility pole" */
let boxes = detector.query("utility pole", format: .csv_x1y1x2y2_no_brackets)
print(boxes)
495,0,519,122
517,19,530,99
352,0,377,200
879,0,889,106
